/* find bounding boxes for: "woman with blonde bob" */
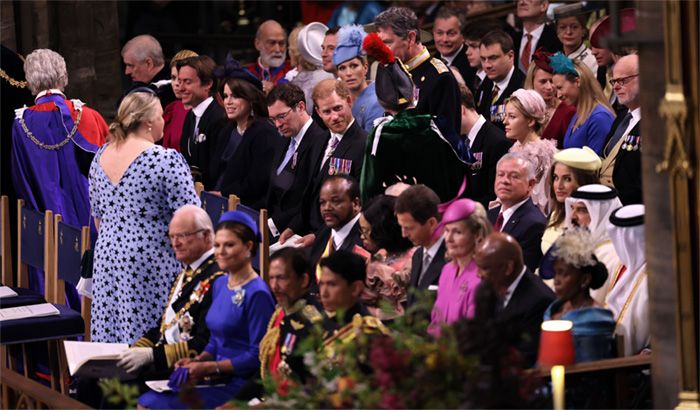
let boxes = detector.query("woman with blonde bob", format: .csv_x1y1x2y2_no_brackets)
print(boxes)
503,89,558,214
550,52,615,155
89,90,199,343
429,198,492,337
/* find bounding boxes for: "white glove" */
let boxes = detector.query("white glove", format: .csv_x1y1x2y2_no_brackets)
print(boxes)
117,347,154,373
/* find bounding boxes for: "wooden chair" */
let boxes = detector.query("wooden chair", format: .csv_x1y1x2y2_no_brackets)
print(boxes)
230,202,270,283
200,190,239,228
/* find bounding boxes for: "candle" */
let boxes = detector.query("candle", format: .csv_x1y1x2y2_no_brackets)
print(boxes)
551,365,565,410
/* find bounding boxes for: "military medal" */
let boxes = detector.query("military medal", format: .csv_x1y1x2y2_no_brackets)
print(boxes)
632,136,640,151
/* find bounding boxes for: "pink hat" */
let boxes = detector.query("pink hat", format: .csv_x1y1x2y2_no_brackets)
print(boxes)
432,198,477,243
510,89,547,121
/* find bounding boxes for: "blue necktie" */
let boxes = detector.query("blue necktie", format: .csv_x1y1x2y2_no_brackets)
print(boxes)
276,138,297,175
457,139,473,163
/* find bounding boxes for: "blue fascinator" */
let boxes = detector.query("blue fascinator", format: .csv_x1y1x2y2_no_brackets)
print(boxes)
333,24,368,66
217,211,261,242
548,52,579,77
214,53,263,91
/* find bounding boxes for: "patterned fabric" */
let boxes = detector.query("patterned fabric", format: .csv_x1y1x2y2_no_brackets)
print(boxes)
89,145,199,343
509,138,558,214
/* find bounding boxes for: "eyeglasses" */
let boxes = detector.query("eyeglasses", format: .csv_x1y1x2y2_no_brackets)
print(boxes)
609,74,639,87
168,229,206,241
270,107,294,123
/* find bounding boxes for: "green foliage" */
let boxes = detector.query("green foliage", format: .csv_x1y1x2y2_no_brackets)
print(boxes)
99,378,139,409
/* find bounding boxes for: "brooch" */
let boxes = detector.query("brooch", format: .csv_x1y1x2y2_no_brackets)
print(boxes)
232,287,246,306
178,312,194,341
196,133,207,143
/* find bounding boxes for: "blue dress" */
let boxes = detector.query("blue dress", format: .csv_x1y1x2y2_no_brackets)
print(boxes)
88,145,199,343
543,300,616,363
352,82,385,132
562,104,615,155
139,276,275,409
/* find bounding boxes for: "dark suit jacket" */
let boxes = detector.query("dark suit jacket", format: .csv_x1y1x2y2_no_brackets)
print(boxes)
266,121,328,233
467,120,512,207
437,45,477,92
218,119,285,210
308,220,363,287
497,269,555,367
180,99,228,190
292,121,367,234
476,68,526,130
410,55,462,135
514,23,563,73
488,198,546,271
612,121,642,205
405,240,447,308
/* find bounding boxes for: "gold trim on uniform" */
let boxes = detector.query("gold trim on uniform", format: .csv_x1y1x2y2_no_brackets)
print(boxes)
133,337,155,348
259,307,284,379
164,341,191,368
429,58,449,74
405,47,431,71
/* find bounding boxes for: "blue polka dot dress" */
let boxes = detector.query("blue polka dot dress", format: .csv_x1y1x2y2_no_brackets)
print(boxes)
88,145,200,343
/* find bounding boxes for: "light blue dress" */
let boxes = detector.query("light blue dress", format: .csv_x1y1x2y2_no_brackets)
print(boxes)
562,104,615,155
352,82,385,132
138,276,275,409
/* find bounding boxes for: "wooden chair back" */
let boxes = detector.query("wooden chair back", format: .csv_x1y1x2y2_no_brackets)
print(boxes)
17,199,54,293
1,196,12,285
230,203,270,282
200,191,240,227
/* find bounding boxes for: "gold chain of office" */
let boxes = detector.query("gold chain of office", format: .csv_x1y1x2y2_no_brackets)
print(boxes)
18,104,83,150
0,68,28,88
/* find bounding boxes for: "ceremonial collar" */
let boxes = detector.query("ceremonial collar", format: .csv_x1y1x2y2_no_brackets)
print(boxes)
405,46,431,72
283,297,308,315
188,248,215,272
35,89,66,102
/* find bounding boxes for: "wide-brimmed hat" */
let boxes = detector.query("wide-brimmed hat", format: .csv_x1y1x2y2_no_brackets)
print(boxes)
554,147,602,172
298,22,328,67
590,8,637,49
539,229,608,289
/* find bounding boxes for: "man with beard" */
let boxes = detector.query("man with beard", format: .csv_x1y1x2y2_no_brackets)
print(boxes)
246,20,292,94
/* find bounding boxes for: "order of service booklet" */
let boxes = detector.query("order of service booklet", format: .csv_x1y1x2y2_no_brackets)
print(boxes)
63,340,135,380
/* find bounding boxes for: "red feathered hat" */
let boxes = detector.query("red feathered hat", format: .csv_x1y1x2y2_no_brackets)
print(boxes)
362,33,414,112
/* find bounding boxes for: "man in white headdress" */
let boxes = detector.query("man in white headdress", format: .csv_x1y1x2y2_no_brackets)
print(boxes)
564,184,622,303
605,204,649,356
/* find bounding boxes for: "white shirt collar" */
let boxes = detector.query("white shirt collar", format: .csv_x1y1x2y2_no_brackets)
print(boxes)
423,235,444,260
188,248,215,271
331,118,355,142
332,213,361,249
192,96,214,118
477,70,486,80
524,23,545,41
493,66,515,98
500,197,530,230
567,43,588,60
623,107,642,136
441,44,464,65
503,266,527,307
292,117,314,148
35,89,66,101
466,115,487,147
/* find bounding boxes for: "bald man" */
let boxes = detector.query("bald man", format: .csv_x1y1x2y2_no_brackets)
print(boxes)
475,232,554,367
246,20,291,93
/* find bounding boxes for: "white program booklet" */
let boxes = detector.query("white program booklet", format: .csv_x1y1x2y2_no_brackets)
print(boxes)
63,340,134,380
269,235,303,254
0,286,18,299
0,303,59,321
145,379,226,392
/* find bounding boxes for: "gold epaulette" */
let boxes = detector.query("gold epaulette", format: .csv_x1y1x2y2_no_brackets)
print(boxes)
163,341,196,368
323,314,390,348
301,304,323,323
132,337,155,348
430,58,449,74
259,308,284,379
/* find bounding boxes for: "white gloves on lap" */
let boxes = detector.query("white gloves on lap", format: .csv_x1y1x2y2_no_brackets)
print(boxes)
117,347,154,373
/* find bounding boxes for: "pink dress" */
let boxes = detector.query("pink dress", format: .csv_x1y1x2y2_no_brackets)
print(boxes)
428,259,481,337
162,100,189,151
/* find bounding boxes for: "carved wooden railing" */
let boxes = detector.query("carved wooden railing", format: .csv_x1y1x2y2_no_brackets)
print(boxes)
1,368,92,409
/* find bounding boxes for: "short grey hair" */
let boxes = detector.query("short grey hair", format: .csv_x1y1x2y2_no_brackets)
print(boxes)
173,204,214,242
374,7,420,42
497,152,537,181
121,35,165,66
24,49,68,95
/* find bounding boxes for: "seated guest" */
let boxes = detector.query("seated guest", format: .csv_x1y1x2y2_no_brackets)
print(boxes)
162,49,198,151
138,211,275,409
550,52,615,156
459,83,511,208
117,205,221,377
259,248,326,382
540,229,616,362
553,4,597,73
309,176,363,285
177,55,228,190
564,184,622,303
524,48,576,148
463,19,504,95
334,24,384,132
289,23,335,114
246,20,291,93
318,251,375,327
514,0,562,75
489,152,547,271
504,89,558,214
120,35,175,108
474,232,555,367
542,147,601,255
475,29,525,130
395,185,446,308
432,7,476,91
429,199,491,337
321,27,339,74
266,83,327,237
215,57,283,209
358,195,415,319
606,204,649,356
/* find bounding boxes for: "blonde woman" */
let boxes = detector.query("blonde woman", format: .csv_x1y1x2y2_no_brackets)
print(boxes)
550,52,615,155
89,91,199,343
503,89,558,214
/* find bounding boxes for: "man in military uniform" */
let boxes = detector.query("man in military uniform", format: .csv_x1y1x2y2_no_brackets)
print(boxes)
374,6,462,135
116,205,222,378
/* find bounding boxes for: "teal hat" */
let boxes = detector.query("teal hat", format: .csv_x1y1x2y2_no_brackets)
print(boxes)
333,24,367,66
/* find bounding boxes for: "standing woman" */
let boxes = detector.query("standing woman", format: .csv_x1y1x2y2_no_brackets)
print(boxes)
503,89,558,214
89,90,199,343
162,49,198,151
550,52,615,156
524,49,576,148
214,58,282,209
553,6,598,74
429,199,491,337
138,211,275,409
